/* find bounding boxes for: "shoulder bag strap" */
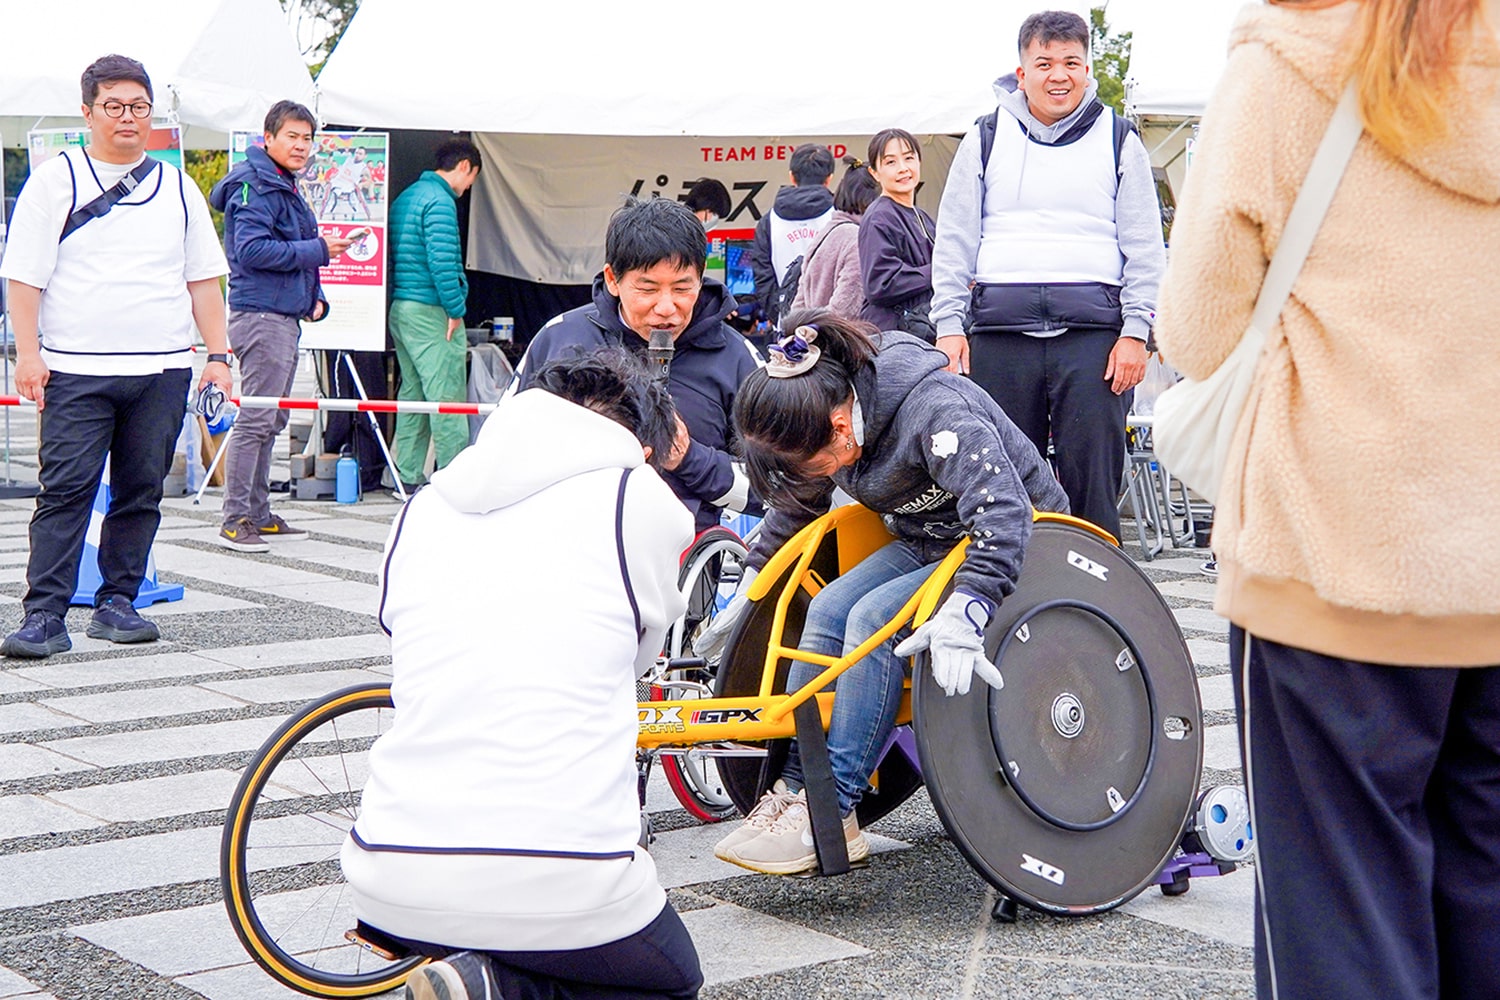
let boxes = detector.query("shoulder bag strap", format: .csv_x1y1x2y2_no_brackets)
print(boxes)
1248,83,1364,334
59,156,160,243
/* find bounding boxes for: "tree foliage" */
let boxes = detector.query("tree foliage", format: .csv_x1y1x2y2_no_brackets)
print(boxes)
281,0,361,69
1091,7,1133,115
184,149,229,238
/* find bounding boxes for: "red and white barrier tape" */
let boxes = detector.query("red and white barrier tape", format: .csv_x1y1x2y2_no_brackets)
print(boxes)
0,395,496,416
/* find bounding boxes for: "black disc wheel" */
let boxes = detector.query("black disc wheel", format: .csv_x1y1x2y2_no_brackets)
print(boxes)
913,521,1202,915
221,684,422,996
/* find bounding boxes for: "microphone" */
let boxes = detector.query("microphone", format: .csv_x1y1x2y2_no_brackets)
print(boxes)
647,329,674,381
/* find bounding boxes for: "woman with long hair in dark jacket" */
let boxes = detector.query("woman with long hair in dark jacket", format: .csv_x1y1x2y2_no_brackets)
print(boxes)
700,309,1068,875
857,129,938,340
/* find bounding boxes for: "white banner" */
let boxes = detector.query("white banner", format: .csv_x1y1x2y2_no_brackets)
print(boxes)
468,134,960,286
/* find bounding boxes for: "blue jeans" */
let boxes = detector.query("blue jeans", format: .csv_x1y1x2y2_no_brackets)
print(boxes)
781,541,936,815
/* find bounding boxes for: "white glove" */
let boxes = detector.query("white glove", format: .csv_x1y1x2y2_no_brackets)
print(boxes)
691,567,758,663
894,591,1004,697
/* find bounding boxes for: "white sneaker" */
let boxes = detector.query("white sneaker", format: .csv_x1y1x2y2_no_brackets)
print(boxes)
714,780,797,858
717,794,870,875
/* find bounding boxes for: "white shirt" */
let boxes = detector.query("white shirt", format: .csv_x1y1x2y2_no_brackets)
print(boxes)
0,147,227,375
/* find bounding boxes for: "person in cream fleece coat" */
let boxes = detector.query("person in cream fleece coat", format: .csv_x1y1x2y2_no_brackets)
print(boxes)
1153,1,1500,998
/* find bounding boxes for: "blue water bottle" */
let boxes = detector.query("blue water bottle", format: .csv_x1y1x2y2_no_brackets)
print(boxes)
335,451,359,504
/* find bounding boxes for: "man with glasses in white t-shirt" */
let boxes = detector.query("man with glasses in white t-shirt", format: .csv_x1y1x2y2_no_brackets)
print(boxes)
0,54,231,658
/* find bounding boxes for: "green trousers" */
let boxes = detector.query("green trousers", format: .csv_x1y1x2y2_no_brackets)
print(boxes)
390,299,469,484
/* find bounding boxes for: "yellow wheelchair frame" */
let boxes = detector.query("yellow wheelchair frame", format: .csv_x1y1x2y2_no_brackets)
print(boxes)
221,503,1191,999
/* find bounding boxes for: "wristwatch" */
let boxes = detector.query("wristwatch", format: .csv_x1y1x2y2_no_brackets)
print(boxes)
207,353,230,365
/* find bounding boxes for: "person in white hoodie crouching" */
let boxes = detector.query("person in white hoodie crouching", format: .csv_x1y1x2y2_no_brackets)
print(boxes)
342,349,702,1000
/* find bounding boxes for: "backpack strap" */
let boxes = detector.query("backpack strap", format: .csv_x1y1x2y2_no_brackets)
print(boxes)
59,157,159,243
975,106,1138,195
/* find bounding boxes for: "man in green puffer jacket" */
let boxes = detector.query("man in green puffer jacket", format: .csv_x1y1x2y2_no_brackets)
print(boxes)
388,139,483,490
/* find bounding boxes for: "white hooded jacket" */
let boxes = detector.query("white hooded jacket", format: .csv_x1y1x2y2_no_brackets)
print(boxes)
342,387,692,951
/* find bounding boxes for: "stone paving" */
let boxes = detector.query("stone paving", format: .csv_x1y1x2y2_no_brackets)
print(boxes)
0,370,1253,1000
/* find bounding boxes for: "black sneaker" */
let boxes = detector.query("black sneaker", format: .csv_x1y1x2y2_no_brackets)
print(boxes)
255,513,308,541
87,595,160,644
0,610,71,658
404,951,499,1000
1201,559,1219,578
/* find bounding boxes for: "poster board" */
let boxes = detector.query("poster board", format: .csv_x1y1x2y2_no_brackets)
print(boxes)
228,130,389,352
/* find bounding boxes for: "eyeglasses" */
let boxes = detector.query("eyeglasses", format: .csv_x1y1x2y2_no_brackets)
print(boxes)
92,100,153,120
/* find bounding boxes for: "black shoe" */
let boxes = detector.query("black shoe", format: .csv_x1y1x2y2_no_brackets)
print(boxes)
86,596,160,644
0,610,71,658
404,951,499,1000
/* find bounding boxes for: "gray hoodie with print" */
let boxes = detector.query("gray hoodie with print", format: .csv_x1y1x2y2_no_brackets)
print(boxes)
747,333,1068,606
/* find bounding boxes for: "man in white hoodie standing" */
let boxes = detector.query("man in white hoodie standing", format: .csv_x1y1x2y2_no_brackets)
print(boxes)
930,10,1165,540
343,350,702,1000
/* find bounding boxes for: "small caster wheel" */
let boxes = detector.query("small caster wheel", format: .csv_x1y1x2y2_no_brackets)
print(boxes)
992,893,1019,923
1160,875,1190,897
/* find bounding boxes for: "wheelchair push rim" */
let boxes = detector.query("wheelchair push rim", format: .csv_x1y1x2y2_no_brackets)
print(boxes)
221,683,423,997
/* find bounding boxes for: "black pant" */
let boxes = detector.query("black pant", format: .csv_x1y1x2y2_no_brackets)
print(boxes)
1231,627,1500,1000
968,328,1128,539
25,369,191,615
391,902,703,1000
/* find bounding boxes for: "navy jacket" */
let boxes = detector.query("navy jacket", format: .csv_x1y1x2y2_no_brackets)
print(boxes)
858,196,936,332
210,145,329,319
514,276,763,531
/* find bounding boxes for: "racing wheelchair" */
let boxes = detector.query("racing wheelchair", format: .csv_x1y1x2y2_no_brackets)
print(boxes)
220,504,1249,997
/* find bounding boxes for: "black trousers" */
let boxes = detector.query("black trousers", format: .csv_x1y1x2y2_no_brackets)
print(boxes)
1231,626,1500,1000
25,369,191,615
968,328,1129,539
391,902,703,1000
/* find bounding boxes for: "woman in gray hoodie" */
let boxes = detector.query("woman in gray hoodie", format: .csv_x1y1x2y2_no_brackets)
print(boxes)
706,310,1067,876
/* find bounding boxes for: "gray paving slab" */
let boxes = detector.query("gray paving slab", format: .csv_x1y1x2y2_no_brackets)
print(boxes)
686,902,869,987
45,769,247,824
650,820,909,891
7,652,239,691
301,518,397,545
38,685,244,725
75,898,269,977
40,716,283,769
0,964,51,1000
1198,674,1235,713
1173,607,1230,635
199,668,391,705
1203,724,1243,772
151,544,340,589
249,539,383,575
0,743,98,782
0,672,48,696
193,633,390,670
0,795,102,839
1187,638,1230,669
252,580,381,617
175,962,360,1000
0,825,219,909
1144,556,1218,576
133,590,264,617
1119,864,1255,948
0,703,89,736
1155,578,1219,603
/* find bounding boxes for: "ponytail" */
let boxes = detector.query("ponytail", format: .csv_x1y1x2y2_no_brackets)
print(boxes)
734,310,878,511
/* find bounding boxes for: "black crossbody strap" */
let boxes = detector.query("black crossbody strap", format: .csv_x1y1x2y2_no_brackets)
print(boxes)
60,157,159,243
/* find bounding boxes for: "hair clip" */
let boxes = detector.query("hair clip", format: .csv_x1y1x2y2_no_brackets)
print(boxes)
766,326,822,378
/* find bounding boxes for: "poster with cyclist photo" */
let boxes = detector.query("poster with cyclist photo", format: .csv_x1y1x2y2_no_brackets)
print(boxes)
229,130,389,351
28,124,183,171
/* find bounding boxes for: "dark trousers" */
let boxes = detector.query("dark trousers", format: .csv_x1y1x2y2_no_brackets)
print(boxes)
968,328,1128,539
392,902,703,1000
1231,626,1500,1000
26,368,191,615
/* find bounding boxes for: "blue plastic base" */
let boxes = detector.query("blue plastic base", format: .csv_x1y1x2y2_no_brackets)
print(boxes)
68,481,186,609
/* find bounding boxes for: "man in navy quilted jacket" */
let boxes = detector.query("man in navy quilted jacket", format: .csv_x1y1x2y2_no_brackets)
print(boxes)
387,140,483,493
211,101,355,552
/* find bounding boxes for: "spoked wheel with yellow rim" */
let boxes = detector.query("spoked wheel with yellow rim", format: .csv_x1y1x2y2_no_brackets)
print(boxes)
220,683,423,997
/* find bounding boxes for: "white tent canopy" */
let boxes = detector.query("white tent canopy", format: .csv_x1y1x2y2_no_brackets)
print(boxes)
0,0,315,149
1123,0,1247,120
318,0,1096,136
